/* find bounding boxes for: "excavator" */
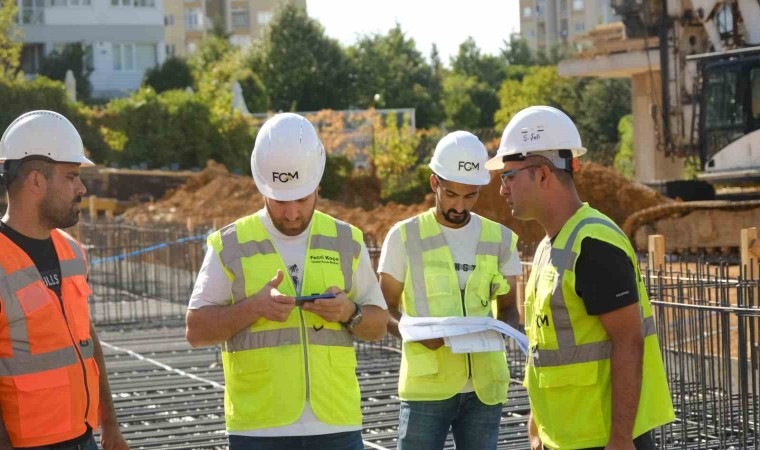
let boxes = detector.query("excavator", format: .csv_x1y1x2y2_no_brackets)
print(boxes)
607,0,760,254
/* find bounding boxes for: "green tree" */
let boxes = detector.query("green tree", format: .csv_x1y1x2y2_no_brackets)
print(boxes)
442,73,499,129
143,57,193,93
451,37,506,90
188,35,234,77
614,114,634,177
247,4,353,111
372,112,420,196
500,34,534,66
0,0,22,79
38,42,93,100
574,78,631,164
494,66,577,131
348,24,443,127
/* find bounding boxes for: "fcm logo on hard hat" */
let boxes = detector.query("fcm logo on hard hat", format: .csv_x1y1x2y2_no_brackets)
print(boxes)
251,113,325,201
429,131,491,185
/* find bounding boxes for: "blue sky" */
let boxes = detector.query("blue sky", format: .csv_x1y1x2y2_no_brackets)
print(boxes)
307,0,521,65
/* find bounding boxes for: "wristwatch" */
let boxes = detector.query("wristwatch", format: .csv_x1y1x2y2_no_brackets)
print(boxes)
341,302,362,331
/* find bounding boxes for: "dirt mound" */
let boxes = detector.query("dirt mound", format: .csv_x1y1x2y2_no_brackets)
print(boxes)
122,160,670,248
122,161,433,243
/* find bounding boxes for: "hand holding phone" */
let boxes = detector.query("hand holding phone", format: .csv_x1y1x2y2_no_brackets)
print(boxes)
295,293,336,306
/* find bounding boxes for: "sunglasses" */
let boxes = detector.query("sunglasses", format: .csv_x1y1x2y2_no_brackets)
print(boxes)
500,165,544,185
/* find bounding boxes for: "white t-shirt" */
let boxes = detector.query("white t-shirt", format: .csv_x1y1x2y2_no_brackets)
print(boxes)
188,209,387,437
377,213,521,393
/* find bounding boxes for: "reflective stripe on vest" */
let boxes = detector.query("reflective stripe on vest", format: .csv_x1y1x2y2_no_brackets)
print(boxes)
529,217,656,368
0,233,91,377
404,217,512,317
218,218,359,353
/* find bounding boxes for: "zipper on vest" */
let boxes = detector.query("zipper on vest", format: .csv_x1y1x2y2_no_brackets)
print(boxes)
56,293,91,427
460,289,472,380
298,307,311,402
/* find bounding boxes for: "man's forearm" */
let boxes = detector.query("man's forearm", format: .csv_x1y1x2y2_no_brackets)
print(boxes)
609,335,644,442
386,306,402,339
350,305,388,341
186,299,260,347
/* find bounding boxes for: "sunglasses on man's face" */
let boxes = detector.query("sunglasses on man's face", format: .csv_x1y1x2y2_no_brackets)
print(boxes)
500,165,544,185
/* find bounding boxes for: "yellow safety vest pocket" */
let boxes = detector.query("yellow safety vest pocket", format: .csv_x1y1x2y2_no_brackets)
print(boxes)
405,343,444,381
533,362,607,446
490,351,509,382
226,349,274,422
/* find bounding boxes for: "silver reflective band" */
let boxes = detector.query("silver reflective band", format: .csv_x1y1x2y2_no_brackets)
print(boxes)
530,316,657,367
0,346,79,376
223,327,355,352
224,328,301,353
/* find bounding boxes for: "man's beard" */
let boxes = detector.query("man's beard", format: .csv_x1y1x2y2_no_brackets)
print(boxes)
40,194,82,229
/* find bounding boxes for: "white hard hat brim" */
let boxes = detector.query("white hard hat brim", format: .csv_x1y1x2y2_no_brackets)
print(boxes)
485,146,587,171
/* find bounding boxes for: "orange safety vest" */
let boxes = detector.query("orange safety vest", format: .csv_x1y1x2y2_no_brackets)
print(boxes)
0,229,99,447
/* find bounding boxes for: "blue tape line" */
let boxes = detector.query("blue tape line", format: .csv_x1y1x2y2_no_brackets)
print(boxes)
90,234,208,265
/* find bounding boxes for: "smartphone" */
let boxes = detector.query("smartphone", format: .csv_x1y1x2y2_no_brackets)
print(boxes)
295,293,336,306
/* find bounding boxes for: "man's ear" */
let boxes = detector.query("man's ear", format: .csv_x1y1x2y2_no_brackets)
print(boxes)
430,174,439,192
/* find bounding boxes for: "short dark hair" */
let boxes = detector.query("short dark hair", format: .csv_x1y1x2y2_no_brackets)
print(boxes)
5,158,55,193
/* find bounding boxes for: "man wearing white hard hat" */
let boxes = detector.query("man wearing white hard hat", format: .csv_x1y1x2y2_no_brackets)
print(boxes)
378,131,521,450
0,111,129,450
487,106,674,450
185,113,388,449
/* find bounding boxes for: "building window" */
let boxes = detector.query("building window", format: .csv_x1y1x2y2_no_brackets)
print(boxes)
135,44,157,70
112,0,154,6
166,44,176,57
573,0,584,10
257,11,273,25
574,22,585,33
165,15,175,25
113,43,157,71
185,8,203,30
523,6,532,17
231,8,249,29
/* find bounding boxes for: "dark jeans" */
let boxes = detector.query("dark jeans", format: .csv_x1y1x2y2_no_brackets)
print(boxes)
545,430,657,450
228,431,363,450
398,392,503,450
16,435,98,450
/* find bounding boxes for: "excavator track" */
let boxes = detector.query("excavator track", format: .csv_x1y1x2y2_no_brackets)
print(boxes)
622,200,760,254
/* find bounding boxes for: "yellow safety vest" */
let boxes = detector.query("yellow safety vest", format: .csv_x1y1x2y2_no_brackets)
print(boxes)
207,210,364,431
399,209,518,405
524,204,674,449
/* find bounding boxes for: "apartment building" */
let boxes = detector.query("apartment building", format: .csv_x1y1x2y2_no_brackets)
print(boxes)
18,0,166,97
162,0,305,57
519,0,618,53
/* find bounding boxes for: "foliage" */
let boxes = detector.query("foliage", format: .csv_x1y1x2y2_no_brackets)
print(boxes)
574,78,631,165
348,24,443,128
0,0,21,79
0,76,108,161
320,154,353,200
500,34,534,66
98,88,253,171
371,111,421,196
442,73,493,130
143,57,193,93
494,66,577,130
39,42,93,100
247,4,353,112
451,37,506,91
188,35,234,76
614,114,634,177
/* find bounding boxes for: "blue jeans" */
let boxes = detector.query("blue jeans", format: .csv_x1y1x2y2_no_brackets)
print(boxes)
398,392,503,450
228,431,364,450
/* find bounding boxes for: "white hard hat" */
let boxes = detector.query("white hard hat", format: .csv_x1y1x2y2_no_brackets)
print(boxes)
0,110,94,165
485,106,586,171
251,113,325,201
429,131,491,185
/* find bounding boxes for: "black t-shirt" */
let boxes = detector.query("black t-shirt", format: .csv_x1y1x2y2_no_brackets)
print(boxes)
0,221,62,297
573,237,640,315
